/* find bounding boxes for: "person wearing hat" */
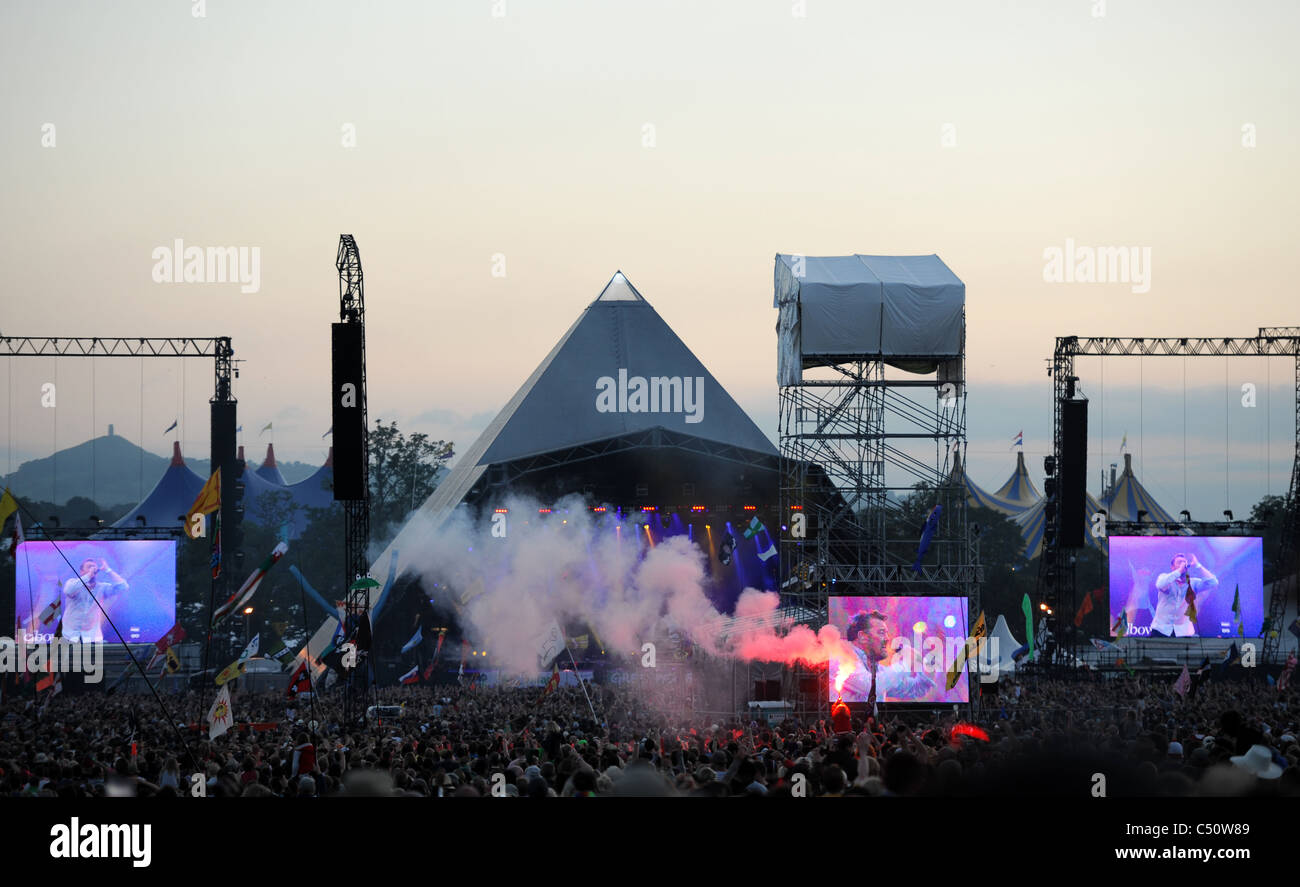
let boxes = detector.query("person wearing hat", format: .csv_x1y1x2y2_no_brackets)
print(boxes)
1229,744,1283,780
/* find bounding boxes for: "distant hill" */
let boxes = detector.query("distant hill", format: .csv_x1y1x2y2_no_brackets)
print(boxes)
1,433,325,507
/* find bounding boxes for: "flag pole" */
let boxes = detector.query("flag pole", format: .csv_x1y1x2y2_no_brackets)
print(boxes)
566,642,598,724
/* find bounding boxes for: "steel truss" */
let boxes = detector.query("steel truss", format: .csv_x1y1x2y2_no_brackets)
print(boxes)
336,235,373,725
779,320,981,722
1042,329,1300,665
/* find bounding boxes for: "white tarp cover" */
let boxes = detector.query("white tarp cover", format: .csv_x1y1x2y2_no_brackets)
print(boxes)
774,254,965,385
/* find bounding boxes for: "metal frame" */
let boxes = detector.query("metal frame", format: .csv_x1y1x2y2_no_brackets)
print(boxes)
1043,328,1300,664
335,235,373,724
778,313,980,721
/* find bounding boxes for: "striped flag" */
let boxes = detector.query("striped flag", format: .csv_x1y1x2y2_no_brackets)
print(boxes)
1112,609,1128,639
401,626,423,655
399,666,420,685
212,542,288,625
1012,430,1023,449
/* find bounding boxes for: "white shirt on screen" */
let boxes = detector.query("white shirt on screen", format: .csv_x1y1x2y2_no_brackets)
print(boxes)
1150,563,1218,637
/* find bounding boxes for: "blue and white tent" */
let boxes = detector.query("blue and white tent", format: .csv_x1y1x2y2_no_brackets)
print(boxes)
992,451,1041,511
1101,453,1176,524
112,442,206,528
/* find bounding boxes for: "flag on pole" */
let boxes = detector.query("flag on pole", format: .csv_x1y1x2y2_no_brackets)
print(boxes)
536,619,565,668
1012,430,1023,449
399,666,420,685
1112,609,1128,639
432,627,447,661
286,661,312,698
1231,585,1243,636
1074,589,1101,627
1090,637,1121,653
1022,593,1035,658
1120,431,1127,452
208,686,233,739
743,516,766,539
210,511,222,579
259,422,273,435
401,626,423,655
1173,665,1191,698
147,622,187,670
0,488,17,527
215,659,247,687
323,426,332,438
163,419,178,434
186,468,221,536
536,662,560,704
165,646,181,674
212,542,288,625
237,633,259,661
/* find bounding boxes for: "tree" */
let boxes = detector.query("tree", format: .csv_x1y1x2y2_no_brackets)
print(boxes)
1249,494,1288,583
368,419,453,540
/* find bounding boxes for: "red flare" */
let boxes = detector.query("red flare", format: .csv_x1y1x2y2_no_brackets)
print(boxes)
951,722,989,743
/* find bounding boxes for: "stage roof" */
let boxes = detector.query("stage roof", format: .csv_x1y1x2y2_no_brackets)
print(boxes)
774,253,964,385
368,271,780,587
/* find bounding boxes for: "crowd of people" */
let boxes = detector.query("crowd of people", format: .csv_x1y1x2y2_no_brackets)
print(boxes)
1,673,1296,798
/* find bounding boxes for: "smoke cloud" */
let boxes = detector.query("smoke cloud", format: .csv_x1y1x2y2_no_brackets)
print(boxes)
391,494,857,676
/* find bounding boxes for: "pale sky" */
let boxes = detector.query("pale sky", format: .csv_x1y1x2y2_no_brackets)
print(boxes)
1,0,1297,519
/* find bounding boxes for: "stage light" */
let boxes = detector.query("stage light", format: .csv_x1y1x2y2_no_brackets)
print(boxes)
691,505,706,512
494,508,508,514
242,606,254,615
1039,603,1047,611
538,508,552,514
593,506,606,513
743,505,756,511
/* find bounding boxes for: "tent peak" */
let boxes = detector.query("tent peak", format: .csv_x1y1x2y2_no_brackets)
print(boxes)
263,443,278,468
170,441,184,467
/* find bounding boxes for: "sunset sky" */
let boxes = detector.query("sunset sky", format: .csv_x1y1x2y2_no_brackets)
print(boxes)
2,0,1297,519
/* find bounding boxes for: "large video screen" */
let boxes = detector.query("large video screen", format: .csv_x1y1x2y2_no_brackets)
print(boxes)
1108,536,1263,638
828,596,970,704
14,540,177,643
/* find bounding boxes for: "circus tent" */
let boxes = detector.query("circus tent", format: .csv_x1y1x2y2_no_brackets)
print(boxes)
1100,453,1177,524
111,442,206,528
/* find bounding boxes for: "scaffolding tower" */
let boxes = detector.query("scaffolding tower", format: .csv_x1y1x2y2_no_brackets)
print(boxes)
774,255,981,721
